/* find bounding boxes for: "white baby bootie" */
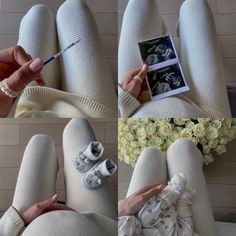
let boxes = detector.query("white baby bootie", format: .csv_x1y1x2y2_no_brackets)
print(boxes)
168,173,187,194
74,141,104,173
83,159,117,189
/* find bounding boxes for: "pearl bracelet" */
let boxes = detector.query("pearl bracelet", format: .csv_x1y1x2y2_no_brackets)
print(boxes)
0,79,20,98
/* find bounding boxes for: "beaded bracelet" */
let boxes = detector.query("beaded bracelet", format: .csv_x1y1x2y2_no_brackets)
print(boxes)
0,79,20,98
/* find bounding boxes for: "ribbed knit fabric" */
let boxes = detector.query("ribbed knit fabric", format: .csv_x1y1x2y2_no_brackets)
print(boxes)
118,0,231,118
63,118,117,220
178,0,231,117
15,86,117,118
56,0,117,110
0,207,25,236
22,211,113,236
14,0,117,118
118,88,228,118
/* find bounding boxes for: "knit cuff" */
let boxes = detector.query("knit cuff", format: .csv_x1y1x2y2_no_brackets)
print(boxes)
118,87,141,118
7,206,25,227
0,206,25,236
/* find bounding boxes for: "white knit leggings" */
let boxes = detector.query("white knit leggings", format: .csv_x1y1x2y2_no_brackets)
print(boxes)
118,0,231,116
18,0,117,111
126,139,217,236
12,118,116,220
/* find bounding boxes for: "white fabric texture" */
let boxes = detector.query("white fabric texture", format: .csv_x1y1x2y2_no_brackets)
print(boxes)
0,119,117,236
18,4,60,89
63,118,117,221
118,0,231,118
124,139,217,236
119,175,197,236
15,0,117,118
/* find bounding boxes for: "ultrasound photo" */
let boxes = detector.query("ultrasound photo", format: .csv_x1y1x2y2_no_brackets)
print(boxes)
139,36,176,66
147,64,186,97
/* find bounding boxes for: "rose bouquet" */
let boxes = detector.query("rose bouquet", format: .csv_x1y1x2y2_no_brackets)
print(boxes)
118,118,236,167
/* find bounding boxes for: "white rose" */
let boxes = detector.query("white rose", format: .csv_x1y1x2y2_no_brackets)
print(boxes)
204,154,214,165
136,127,147,138
193,123,205,138
156,136,164,146
146,123,157,135
215,145,226,155
170,130,180,141
200,137,208,145
191,137,200,145
156,118,171,124
174,118,190,126
138,138,147,146
125,132,134,141
211,120,222,129
159,123,172,137
222,118,232,129
186,121,195,129
180,128,192,139
148,140,156,147
219,137,228,145
203,145,211,154
208,139,218,149
205,127,218,140
198,118,211,123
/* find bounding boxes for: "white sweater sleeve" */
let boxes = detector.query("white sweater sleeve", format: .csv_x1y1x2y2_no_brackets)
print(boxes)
0,206,25,236
118,87,141,118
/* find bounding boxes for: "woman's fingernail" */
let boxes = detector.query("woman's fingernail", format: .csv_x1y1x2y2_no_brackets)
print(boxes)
157,185,164,190
29,58,43,73
52,194,58,201
142,64,147,70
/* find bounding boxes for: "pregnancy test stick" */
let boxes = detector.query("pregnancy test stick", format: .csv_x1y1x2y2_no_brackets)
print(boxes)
43,39,81,65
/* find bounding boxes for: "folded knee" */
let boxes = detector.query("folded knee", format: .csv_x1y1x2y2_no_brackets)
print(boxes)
180,0,208,13
167,138,203,165
27,4,52,17
57,0,87,18
29,134,54,146
138,147,164,164
63,118,90,137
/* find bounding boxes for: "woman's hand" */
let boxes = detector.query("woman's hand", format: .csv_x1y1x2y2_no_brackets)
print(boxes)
118,183,165,217
20,194,74,226
0,45,45,117
122,64,148,99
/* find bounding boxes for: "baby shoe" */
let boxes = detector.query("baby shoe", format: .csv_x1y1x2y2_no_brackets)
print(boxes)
168,173,187,194
83,159,117,189
74,141,104,173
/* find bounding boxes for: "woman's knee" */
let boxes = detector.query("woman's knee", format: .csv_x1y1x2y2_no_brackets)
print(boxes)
137,147,165,165
180,0,209,15
167,138,203,166
26,134,57,162
57,0,87,18
28,134,54,147
63,118,91,139
27,4,52,18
